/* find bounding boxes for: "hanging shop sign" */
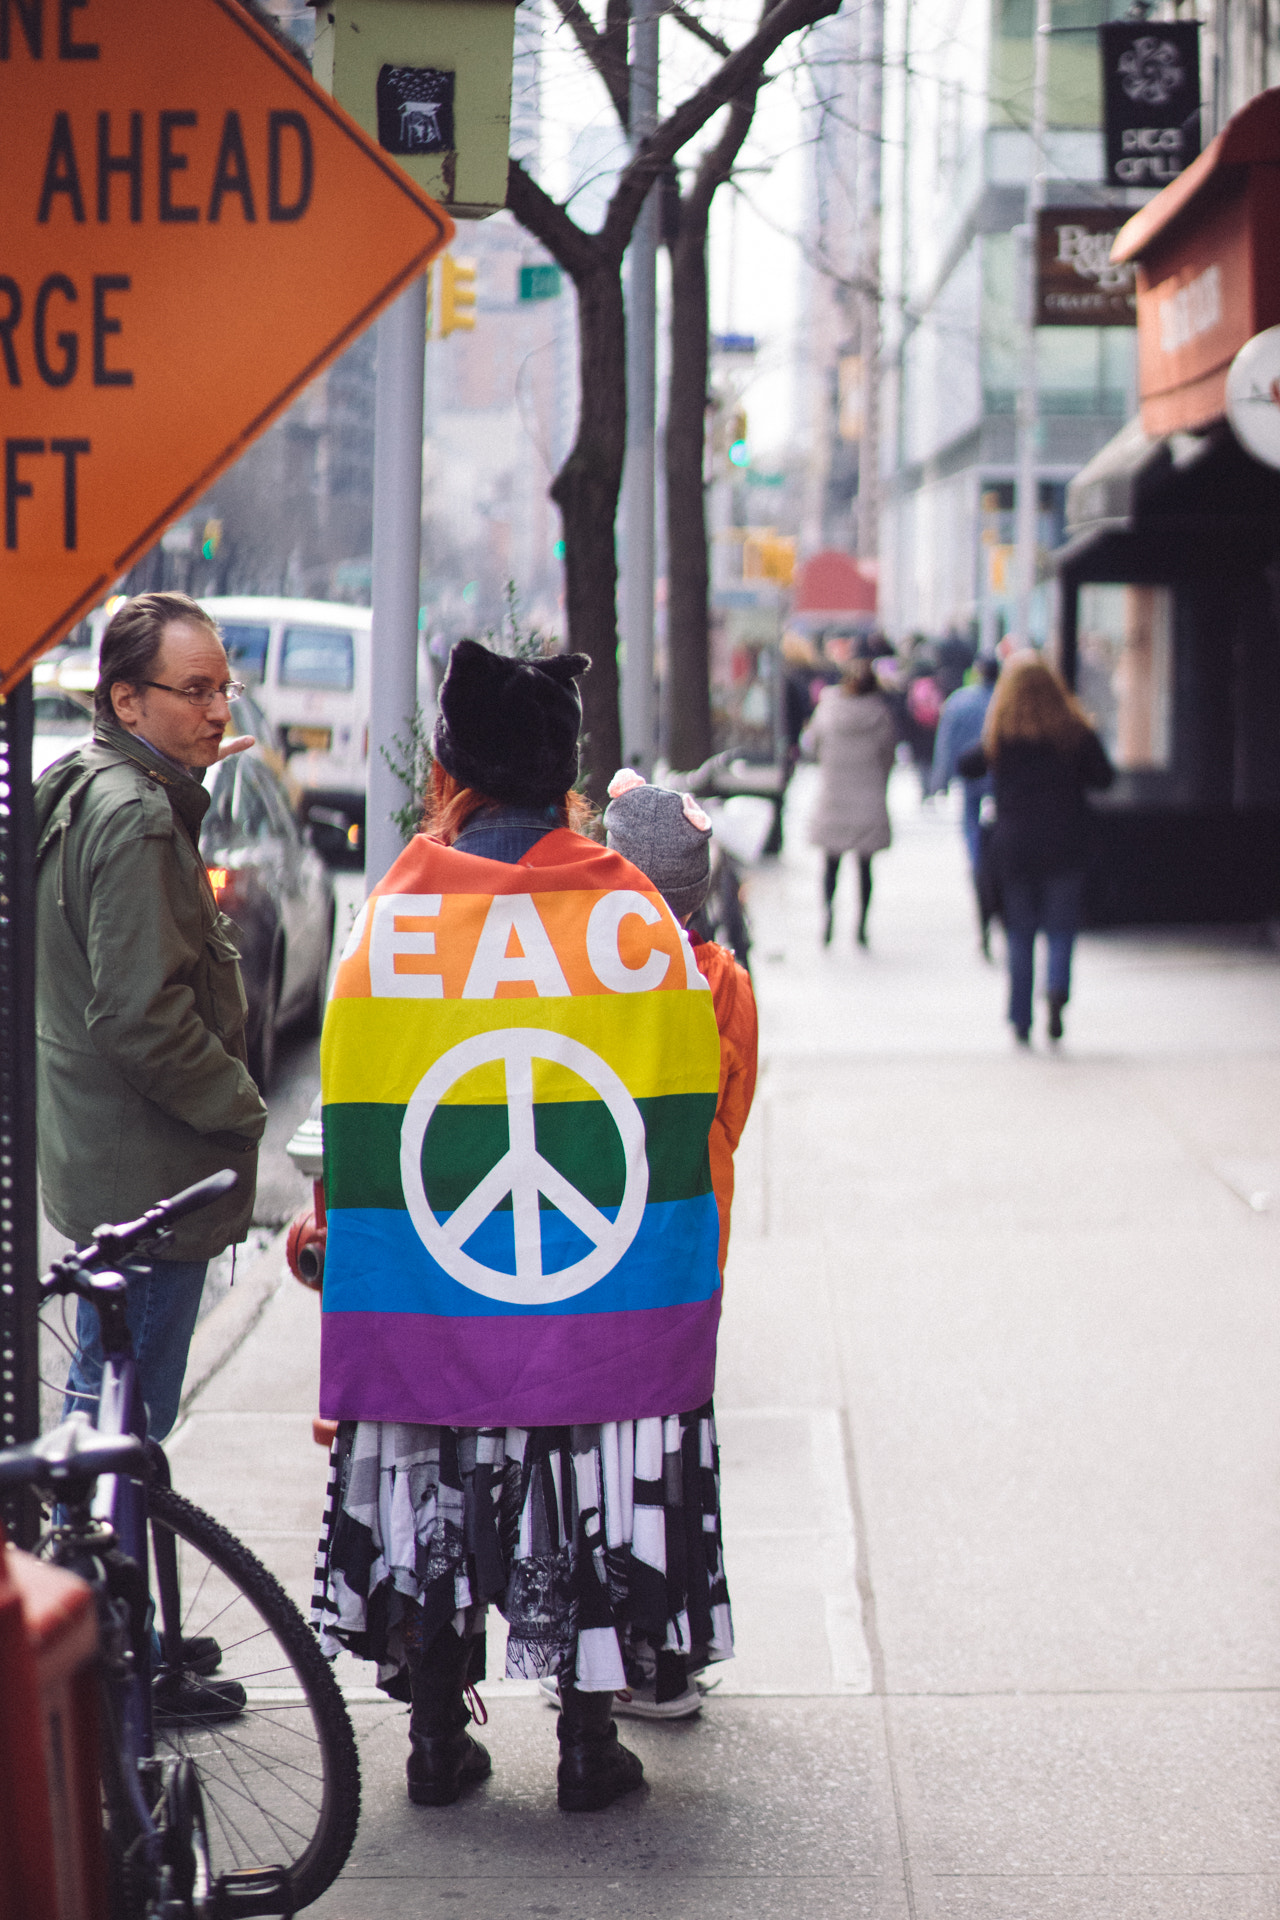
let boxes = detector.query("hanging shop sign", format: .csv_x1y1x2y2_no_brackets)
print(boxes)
1112,88,1280,435
0,0,452,693
1036,209,1136,326
311,0,521,219
1100,21,1201,189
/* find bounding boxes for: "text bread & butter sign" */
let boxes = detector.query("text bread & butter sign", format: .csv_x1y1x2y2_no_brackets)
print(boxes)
0,0,454,693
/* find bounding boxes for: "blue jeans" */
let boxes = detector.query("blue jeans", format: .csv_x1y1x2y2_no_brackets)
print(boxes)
1001,870,1084,1038
63,1254,208,1442
961,780,989,877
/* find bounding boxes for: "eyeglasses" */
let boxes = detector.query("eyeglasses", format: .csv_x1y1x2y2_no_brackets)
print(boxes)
141,680,246,709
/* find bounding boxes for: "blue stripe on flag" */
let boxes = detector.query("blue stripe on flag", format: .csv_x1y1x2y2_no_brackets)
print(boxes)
322,1195,721,1319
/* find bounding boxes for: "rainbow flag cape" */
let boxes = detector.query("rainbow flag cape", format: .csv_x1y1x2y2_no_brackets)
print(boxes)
319,828,724,1427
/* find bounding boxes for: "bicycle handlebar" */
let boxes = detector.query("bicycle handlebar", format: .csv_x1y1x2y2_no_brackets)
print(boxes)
41,1169,239,1298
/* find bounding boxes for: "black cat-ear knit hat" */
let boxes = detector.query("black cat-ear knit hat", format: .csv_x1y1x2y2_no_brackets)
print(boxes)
432,639,591,806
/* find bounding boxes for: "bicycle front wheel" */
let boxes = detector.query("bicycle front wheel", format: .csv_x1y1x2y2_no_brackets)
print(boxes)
148,1486,360,1914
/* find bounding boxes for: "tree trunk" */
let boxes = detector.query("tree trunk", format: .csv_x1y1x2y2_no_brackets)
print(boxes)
549,258,628,798
663,93,758,772
665,199,714,771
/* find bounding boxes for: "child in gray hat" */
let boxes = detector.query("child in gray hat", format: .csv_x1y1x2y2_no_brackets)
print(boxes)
585,768,759,1719
602,767,715,923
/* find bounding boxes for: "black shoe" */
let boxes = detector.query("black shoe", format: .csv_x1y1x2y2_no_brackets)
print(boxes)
856,923,869,949
1013,1026,1031,1047
407,1728,492,1806
153,1671,247,1725
822,906,834,947
557,1685,645,1813
1047,993,1066,1042
407,1624,490,1807
181,1635,221,1676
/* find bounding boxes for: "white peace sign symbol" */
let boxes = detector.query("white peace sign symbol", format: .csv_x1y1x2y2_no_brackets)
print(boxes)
399,1028,650,1304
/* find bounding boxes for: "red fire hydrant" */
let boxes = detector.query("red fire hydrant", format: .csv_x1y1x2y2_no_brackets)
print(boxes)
284,1105,339,1449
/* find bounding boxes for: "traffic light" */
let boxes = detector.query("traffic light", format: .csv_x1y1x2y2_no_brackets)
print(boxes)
201,518,222,561
439,254,477,336
743,531,796,586
721,406,749,467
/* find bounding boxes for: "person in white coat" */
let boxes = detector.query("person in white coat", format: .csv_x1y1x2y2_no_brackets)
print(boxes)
801,658,898,947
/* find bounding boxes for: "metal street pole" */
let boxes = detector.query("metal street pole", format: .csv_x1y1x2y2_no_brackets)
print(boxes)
1014,0,1051,644
620,0,659,774
366,274,427,892
0,678,40,1546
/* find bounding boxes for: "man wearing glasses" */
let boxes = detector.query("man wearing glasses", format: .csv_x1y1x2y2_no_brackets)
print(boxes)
34,591,269,1443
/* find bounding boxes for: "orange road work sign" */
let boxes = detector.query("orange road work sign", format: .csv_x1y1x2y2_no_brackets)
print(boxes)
0,0,454,693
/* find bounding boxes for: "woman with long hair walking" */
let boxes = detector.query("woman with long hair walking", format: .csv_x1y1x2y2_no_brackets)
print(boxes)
959,653,1114,1045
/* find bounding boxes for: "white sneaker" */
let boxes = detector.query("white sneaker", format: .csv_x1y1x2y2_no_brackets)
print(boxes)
537,1675,705,1721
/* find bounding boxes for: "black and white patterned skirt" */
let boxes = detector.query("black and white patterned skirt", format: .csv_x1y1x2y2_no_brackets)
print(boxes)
311,1406,733,1693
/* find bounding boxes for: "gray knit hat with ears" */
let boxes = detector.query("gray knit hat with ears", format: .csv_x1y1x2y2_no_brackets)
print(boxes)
603,770,714,921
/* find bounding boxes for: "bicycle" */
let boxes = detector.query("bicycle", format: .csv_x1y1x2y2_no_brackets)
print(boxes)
0,1171,360,1917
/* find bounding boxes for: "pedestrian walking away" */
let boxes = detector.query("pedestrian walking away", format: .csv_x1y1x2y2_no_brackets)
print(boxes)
801,657,898,947
34,592,267,1442
311,641,752,1815
931,655,1002,956
958,652,1114,1046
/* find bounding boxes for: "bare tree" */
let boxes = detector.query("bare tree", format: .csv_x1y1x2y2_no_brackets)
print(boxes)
663,77,760,770
507,0,839,792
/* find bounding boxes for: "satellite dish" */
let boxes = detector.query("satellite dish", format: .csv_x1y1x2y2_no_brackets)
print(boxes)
1226,326,1280,469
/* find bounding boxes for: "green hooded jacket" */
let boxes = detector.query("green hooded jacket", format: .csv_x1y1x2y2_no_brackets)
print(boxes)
34,721,268,1260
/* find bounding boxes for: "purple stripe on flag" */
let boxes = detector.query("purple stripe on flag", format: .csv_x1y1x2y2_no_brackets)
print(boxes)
319,1297,721,1428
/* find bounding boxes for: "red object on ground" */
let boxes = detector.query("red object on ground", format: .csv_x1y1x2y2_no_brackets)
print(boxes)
287,1178,328,1293
792,550,878,618
0,1524,106,1920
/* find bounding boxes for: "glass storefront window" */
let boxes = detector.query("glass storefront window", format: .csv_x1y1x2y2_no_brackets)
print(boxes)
1077,583,1173,769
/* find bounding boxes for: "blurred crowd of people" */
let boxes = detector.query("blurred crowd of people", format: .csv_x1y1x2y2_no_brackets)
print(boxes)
780,629,1115,1048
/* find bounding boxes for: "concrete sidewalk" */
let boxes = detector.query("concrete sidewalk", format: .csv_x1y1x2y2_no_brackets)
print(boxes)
169,768,1280,1918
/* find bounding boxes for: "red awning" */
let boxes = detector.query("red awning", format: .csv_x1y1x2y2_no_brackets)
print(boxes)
792,550,877,617
1113,86,1280,264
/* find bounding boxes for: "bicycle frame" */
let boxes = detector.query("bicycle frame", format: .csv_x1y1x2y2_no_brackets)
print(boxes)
59,1271,166,1872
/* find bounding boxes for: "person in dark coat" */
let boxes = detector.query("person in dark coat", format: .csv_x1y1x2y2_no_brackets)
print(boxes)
958,653,1113,1045
931,656,1001,955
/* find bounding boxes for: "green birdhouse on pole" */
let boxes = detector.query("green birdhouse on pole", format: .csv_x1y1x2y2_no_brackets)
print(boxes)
311,0,518,219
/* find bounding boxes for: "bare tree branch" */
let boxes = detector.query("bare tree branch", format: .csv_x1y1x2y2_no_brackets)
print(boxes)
664,2,732,60
600,0,840,257
548,0,631,128
506,159,605,283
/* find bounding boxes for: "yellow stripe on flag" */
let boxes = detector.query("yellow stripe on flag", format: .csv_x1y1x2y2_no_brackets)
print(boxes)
321,991,721,1106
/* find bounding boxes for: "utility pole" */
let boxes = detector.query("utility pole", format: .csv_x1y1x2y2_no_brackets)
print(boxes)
620,0,659,774
366,275,428,892
1013,0,1051,643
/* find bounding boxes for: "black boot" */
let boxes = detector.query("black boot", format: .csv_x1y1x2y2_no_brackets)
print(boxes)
557,1677,645,1813
407,1626,491,1807
1047,991,1066,1042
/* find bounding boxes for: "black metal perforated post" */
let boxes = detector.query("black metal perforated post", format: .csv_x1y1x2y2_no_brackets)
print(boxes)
0,678,39,1546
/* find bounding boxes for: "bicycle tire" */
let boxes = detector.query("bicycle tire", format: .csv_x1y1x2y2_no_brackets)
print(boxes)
148,1485,360,1914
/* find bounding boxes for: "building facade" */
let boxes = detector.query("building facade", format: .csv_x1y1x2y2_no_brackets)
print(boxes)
874,0,1145,646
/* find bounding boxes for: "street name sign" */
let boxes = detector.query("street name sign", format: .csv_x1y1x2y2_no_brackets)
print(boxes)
0,0,454,693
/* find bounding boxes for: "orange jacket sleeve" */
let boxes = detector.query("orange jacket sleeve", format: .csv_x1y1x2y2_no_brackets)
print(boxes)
693,938,759,1278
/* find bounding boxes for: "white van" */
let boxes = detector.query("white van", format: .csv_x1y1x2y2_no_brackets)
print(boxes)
200,596,372,861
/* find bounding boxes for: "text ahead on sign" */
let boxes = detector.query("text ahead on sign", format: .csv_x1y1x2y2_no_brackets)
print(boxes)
0,0,454,692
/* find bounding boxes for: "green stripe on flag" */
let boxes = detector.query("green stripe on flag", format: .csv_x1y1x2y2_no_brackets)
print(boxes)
324,1094,715,1214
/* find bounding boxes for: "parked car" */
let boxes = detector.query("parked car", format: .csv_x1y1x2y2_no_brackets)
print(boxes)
32,679,334,1093
201,707,336,1091
199,596,372,863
